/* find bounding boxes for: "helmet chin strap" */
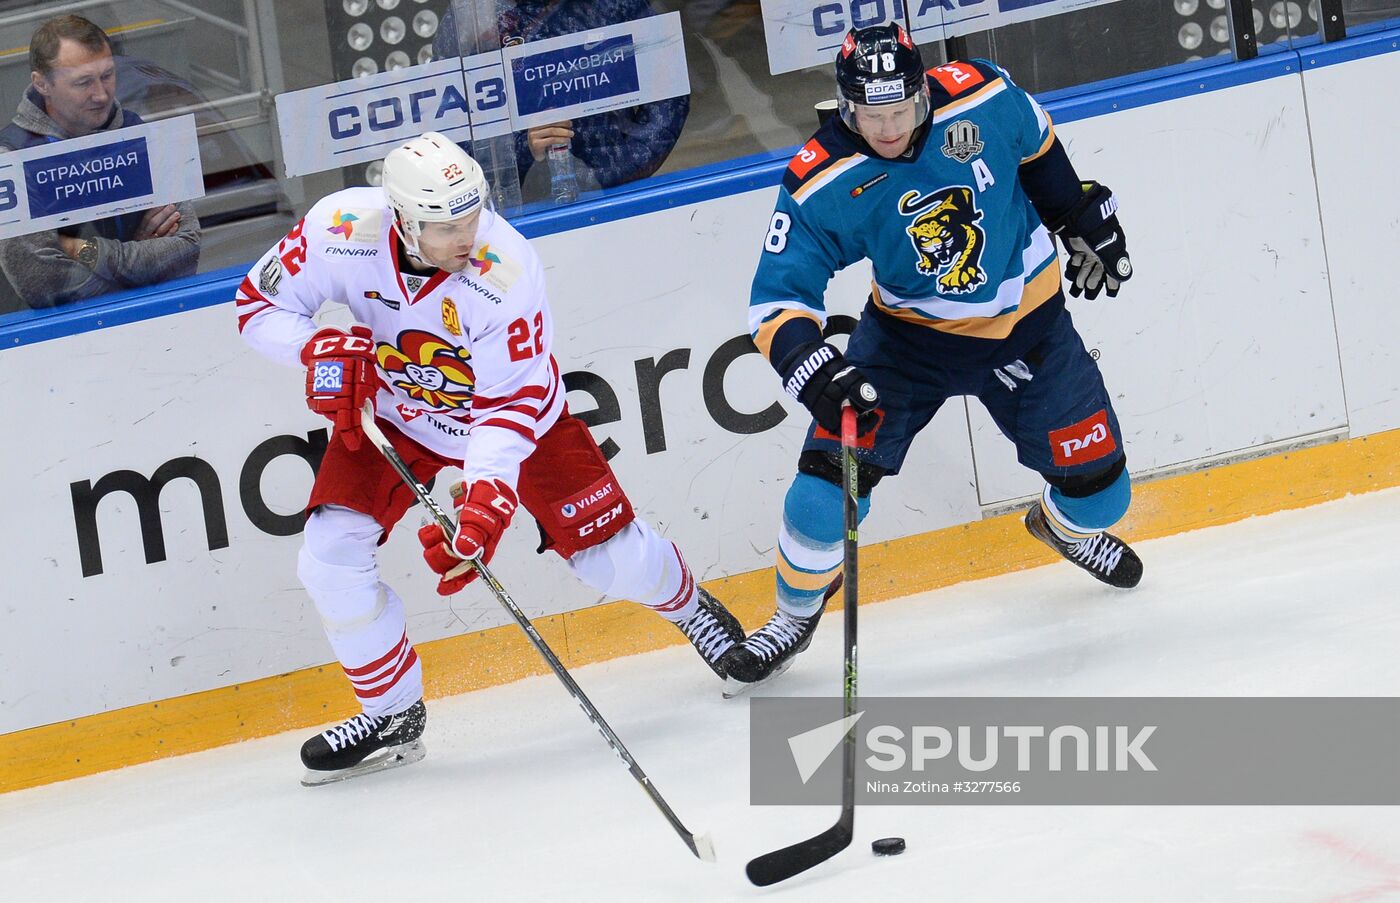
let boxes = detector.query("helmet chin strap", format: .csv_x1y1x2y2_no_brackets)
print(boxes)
391,213,434,269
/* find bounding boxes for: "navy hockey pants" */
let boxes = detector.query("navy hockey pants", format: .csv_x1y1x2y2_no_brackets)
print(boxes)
801,304,1126,483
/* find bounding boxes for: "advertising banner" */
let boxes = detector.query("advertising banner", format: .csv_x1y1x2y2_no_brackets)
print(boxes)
758,0,1122,76
0,115,203,240
275,13,689,178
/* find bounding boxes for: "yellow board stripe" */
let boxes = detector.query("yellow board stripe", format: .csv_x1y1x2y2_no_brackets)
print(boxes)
3,428,1399,794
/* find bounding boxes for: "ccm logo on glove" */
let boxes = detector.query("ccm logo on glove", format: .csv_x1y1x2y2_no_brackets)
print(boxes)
306,333,374,357
417,479,519,595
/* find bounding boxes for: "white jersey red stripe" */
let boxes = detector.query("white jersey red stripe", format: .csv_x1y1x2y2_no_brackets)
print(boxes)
235,276,273,332
472,357,563,442
235,186,563,494
472,355,560,417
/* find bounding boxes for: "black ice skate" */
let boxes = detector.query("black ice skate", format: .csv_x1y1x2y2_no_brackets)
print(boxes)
672,588,746,678
1025,501,1143,589
300,699,427,786
720,576,841,699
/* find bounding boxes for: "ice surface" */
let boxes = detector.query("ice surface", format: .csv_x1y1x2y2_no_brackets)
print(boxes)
4,489,1400,902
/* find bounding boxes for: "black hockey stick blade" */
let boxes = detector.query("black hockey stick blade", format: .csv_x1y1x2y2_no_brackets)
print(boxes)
745,406,863,886
746,821,853,886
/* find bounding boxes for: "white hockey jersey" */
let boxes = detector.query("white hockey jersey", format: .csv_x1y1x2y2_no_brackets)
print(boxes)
236,186,564,492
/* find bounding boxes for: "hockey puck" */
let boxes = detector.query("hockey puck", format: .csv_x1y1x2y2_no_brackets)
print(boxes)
872,837,906,856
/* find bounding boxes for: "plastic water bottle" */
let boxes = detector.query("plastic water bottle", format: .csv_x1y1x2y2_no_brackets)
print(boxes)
548,143,579,205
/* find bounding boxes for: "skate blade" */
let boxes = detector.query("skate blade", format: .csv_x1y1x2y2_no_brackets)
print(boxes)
300,740,426,787
721,660,795,699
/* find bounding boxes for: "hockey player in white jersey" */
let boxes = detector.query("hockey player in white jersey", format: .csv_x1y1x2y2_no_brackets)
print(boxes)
237,132,744,783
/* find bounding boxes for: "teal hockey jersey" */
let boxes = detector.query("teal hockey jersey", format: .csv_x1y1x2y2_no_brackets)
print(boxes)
750,60,1070,369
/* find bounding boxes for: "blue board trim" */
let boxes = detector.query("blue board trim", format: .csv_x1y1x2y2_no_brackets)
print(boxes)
5,24,1400,350
2,264,249,348
1300,25,1400,68
1042,53,1300,123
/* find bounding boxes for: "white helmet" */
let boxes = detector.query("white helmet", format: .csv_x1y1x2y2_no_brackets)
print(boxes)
382,131,487,252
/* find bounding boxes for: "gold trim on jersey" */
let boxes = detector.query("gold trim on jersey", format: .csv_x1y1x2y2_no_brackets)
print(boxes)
753,308,822,362
1022,117,1058,164
791,154,865,205
871,261,1061,340
929,77,1007,127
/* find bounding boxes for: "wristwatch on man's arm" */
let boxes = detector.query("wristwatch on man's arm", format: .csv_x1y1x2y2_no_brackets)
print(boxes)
76,239,98,269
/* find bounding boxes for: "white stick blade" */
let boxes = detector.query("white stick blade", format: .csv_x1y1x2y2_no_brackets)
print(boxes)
692,832,717,863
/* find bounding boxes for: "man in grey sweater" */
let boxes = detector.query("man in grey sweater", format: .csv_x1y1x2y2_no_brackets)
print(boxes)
0,15,200,313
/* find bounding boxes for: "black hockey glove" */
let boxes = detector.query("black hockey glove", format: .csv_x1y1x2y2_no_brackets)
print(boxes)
778,341,880,436
1050,181,1132,301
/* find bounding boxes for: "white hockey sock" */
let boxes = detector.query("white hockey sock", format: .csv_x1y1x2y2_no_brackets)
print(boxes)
299,505,423,718
566,520,699,623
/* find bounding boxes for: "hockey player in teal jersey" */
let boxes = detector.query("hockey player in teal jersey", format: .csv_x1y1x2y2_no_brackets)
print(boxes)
722,23,1144,691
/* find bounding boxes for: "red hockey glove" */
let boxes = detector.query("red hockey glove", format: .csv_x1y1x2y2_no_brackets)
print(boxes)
417,479,519,595
300,325,378,450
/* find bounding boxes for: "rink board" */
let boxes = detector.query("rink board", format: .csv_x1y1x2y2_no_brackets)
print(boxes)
3,428,1399,793
3,34,1400,792
1301,44,1400,438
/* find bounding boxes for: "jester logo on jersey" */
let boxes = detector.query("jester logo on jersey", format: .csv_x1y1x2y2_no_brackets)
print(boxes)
376,329,476,409
899,186,988,295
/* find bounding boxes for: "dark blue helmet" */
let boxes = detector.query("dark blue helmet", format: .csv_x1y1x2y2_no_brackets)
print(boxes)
833,23,930,133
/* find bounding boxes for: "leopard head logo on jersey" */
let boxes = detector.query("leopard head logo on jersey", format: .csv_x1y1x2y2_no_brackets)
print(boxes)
899,187,988,294
376,329,475,409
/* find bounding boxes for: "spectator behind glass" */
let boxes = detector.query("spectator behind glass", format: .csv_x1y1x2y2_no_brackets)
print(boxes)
433,1,689,202
0,15,200,314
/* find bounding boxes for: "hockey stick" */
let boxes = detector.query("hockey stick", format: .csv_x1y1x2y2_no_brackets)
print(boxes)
357,401,717,863
745,404,861,886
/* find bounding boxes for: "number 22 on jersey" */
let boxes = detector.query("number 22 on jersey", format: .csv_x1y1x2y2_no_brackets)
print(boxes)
507,312,544,361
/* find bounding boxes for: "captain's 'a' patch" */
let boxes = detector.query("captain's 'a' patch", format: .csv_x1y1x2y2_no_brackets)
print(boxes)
942,120,984,163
